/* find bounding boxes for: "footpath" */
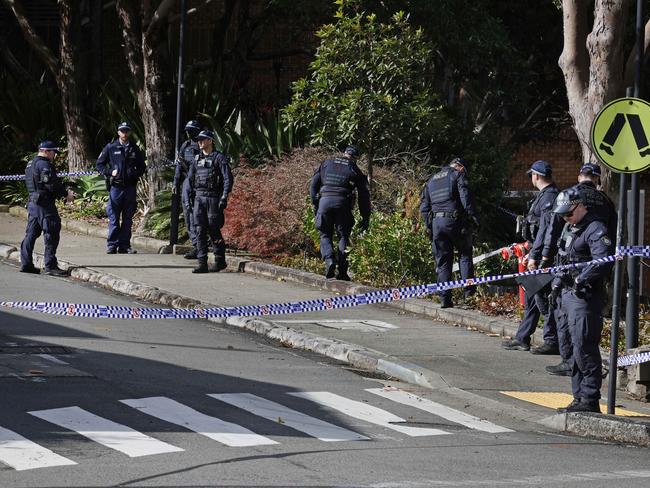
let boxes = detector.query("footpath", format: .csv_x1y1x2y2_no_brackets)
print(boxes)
1,206,650,447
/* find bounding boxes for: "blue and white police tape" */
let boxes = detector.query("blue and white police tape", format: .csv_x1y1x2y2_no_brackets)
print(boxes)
0,171,97,181
1,246,649,366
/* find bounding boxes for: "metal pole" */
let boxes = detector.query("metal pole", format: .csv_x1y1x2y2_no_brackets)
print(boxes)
607,174,627,415
625,0,644,349
169,0,187,246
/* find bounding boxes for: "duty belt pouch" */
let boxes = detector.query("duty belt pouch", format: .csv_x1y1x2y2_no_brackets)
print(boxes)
30,191,47,205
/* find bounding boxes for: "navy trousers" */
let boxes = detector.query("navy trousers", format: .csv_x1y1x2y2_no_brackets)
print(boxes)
316,197,354,273
193,195,226,261
181,178,196,247
106,185,137,251
515,288,558,347
430,217,474,301
21,202,61,269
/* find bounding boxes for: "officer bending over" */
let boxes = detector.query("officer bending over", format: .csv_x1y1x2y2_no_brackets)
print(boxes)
503,160,559,353
96,122,146,254
20,141,74,276
550,188,613,414
173,120,201,259
309,145,371,280
420,156,478,308
187,130,233,273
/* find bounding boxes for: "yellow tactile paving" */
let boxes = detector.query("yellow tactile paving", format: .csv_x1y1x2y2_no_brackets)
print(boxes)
500,391,649,417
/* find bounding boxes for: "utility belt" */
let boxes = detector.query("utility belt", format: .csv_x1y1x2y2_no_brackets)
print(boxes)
29,190,52,206
431,210,459,219
194,189,220,198
320,189,353,198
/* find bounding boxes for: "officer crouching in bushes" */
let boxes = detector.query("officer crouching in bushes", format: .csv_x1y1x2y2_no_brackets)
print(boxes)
20,141,74,276
187,130,233,274
420,156,479,309
549,188,614,414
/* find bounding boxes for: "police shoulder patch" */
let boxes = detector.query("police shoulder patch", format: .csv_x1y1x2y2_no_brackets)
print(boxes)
602,236,612,246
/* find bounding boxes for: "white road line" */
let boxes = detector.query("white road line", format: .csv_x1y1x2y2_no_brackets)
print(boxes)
287,392,450,437
366,388,514,434
28,406,183,457
0,425,77,471
209,393,369,442
36,354,69,365
121,396,277,447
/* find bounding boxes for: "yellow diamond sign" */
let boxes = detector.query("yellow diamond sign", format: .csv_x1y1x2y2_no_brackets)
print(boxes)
591,97,650,173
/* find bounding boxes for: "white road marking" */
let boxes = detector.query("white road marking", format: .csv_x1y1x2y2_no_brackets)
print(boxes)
28,406,183,457
36,354,69,365
366,387,513,433
0,425,77,471
121,396,277,447
209,393,369,442
287,392,450,437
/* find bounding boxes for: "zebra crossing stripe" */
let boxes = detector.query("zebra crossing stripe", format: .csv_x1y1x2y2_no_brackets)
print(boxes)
28,406,183,457
120,397,277,447
0,425,77,471
366,388,513,434
287,392,450,437
208,393,369,442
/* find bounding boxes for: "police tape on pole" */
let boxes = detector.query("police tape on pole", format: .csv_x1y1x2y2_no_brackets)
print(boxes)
1,246,649,367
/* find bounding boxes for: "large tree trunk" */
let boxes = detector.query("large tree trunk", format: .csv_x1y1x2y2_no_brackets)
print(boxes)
558,0,650,192
3,0,93,172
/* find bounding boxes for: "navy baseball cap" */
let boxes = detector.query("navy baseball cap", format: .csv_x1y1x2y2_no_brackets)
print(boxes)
553,188,583,215
344,145,359,157
38,140,59,153
449,156,469,170
579,163,601,177
526,160,552,177
185,120,201,131
197,129,215,141
117,121,132,131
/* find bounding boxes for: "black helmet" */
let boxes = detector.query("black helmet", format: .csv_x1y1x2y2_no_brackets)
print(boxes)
197,129,215,141
553,188,583,215
185,120,200,139
344,145,359,158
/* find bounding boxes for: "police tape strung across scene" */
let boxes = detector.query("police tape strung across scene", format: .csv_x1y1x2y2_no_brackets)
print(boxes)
0,171,97,181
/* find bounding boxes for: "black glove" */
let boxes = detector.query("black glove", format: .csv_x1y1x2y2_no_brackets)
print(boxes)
312,200,319,216
573,280,592,300
549,284,561,304
359,217,370,232
218,197,228,210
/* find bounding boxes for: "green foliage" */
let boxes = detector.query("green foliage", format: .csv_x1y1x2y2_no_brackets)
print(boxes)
70,175,108,202
141,189,178,240
0,181,28,206
283,2,450,160
347,212,437,288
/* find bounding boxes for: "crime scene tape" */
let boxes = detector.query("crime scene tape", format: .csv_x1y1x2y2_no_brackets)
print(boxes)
1,246,649,367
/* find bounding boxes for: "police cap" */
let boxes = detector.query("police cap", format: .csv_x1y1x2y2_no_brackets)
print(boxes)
185,120,201,131
344,145,359,158
197,129,215,141
579,162,601,177
526,160,552,177
117,121,132,131
38,140,59,153
553,188,583,215
449,156,468,171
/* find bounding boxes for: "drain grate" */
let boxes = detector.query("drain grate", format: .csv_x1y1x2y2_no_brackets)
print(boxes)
342,367,393,380
0,345,71,355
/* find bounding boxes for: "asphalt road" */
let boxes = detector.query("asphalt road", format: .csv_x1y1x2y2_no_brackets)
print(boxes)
1,260,650,488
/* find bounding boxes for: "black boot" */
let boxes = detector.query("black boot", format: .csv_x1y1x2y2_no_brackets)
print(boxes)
192,258,209,273
20,264,40,274
44,266,68,277
184,248,198,259
324,259,336,279
546,360,572,376
210,257,227,272
558,399,601,414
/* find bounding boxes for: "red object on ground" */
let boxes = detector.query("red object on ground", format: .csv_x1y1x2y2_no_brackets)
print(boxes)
500,242,530,306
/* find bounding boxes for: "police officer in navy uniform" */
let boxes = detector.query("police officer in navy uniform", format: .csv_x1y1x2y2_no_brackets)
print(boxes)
503,160,559,353
550,188,614,413
173,120,201,259
96,122,146,254
187,129,233,273
20,141,73,276
420,156,478,308
543,162,617,377
310,145,371,280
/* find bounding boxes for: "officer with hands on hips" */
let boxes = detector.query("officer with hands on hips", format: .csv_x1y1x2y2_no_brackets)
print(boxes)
187,129,233,274
550,188,614,414
20,140,74,276
96,121,146,254
419,156,478,309
173,120,201,259
503,160,559,353
309,145,371,281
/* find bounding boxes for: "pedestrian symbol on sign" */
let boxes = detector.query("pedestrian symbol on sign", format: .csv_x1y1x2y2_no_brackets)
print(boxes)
591,97,650,173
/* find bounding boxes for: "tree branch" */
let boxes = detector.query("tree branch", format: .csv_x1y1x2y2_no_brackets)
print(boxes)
558,0,590,102
623,19,650,89
1,0,58,74
115,0,144,89
145,0,176,40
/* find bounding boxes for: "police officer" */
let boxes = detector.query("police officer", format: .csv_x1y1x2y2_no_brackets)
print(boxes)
503,160,559,353
543,163,617,376
20,141,73,276
420,156,478,308
96,122,146,254
173,120,201,259
550,188,613,413
187,129,233,273
309,145,371,280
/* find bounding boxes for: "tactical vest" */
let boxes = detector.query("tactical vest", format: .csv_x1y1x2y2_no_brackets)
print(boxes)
427,167,453,204
25,160,37,194
320,157,355,196
181,142,199,174
193,153,223,196
556,222,592,278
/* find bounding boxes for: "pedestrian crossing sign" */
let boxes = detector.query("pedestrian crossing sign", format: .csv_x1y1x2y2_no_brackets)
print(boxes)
591,97,650,173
